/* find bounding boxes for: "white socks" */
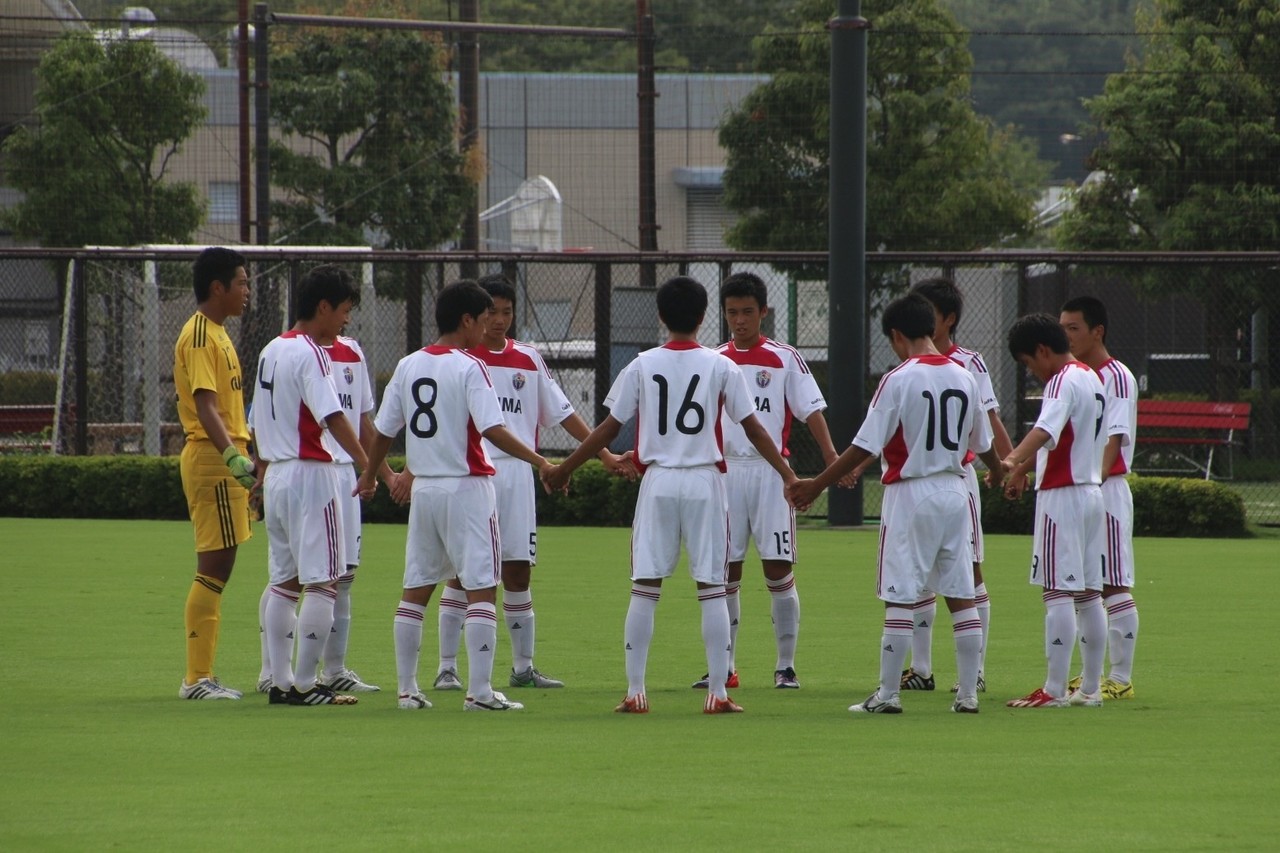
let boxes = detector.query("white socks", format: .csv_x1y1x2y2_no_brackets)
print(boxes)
951,607,983,701
464,602,499,702
909,595,937,677
1043,591,1076,698
699,586,731,699
879,607,914,702
1075,591,1106,695
725,583,741,672
974,581,991,674
265,586,299,691
503,589,535,673
766,573,800,671
1105,592,1139,684
321,574,354,680
393,600,426,696
293,586,336,692
623,585,660,697
437,585,467,673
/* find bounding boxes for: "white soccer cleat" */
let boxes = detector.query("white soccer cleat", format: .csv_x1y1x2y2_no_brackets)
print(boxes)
849,691,902,714
179,677,241,701
951,696,980,714
510,666,564,688
398,691,432,710
320,668,381,693
464,691,524,711
433,668,464,691
1068,689,1103,708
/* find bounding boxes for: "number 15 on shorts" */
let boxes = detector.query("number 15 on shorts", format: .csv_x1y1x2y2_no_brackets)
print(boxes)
772,530,791,557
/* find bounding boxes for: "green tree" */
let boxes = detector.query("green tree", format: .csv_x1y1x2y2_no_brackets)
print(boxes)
2,31,206,246
943,0,1140,182
718,0,1044,268
267,11,472,249
1058,0,1280,420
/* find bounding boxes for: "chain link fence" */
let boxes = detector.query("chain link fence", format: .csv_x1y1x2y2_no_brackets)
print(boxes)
1,248,1276,525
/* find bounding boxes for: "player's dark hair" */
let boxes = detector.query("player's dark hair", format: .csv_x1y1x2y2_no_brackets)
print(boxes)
720,271,768,309
478,272,517,308
1008,312,1070,359
1061,295,1109,341
436,279,494,333
656,275,708,334
192,247,246,302
296,264,360,320
911,276,963,334
880,293,936,340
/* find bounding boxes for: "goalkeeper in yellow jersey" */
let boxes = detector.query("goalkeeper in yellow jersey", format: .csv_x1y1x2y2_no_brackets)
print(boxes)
173,247,255,700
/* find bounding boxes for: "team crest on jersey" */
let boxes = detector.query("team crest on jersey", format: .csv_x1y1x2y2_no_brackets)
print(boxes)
756,370,772,388
512,372,527,390
342,366,354,385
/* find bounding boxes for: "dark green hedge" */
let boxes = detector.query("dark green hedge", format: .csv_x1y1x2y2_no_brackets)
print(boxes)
0,455,1248,537
978,474,1247,538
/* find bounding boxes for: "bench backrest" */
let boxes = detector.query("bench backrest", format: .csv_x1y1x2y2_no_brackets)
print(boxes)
0,404,60,434
1136,400,1252,431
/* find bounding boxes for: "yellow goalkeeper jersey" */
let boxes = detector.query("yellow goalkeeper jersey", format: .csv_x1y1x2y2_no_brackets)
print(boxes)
174,311,249,444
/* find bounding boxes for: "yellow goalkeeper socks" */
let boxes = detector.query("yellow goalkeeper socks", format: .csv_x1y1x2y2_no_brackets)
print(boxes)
185,574,225,684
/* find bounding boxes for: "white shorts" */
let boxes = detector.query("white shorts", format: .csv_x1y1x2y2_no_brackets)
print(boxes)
963,464,984,564
337,464,361,572
631,465,729,586
264,459,347,586
493,456,537,564
404,476,500,592
1102,476,1135,588
877,473,974,604
726,458,797,563
1030,484,1104,592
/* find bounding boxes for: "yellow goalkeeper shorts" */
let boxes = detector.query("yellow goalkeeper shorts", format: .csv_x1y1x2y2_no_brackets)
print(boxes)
181,440,254,553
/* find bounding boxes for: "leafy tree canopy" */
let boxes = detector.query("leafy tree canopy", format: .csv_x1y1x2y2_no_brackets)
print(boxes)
2,31,205,246
718,0,1046,263
267,0,473,248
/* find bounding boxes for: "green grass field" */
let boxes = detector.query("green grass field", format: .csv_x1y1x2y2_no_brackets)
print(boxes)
2,518,1277,851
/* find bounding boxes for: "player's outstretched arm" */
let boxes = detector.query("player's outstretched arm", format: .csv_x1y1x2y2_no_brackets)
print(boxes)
741,414,798,487
560,412,636,480
989,409,1015,461
356,431,395,498
804,410,858,488
360,412,399,485
790,443,873,509
545,416,624,492
1002,427,1052,477
482,424,548,469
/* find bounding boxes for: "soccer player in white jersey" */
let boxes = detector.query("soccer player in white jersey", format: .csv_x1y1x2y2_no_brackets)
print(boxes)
1000,313,1108,709
254,302,400,696
700,271,845,691
250,264,370,706
1060,296,1140,700
543,276,798,715
357,280,556,712
431,274,628,693
898,278,1014,695
788,293,1001,714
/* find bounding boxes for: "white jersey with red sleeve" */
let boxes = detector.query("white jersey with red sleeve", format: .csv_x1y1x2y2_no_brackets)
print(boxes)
605,341,755,470
374,345,504,478
1095,357,1138,476
853,354,992,484
469,338,573,460
717,337,827,459
1032,360,1107,490
322,335,376,465
945,344,1000,467
251,331,344,463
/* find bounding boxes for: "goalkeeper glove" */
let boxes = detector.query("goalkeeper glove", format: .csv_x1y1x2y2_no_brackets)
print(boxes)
222,445,257,489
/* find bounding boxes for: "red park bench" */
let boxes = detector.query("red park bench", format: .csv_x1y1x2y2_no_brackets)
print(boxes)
1134,399,1252,480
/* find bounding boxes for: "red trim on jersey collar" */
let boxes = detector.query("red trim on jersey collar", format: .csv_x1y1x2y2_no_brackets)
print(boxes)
662,340,701,350
425,345,454,355
282,330,302,339
911,354,954,366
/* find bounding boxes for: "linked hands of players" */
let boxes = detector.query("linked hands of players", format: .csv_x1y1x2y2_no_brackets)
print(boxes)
354,469,378,501
787,478,822,511
541,461,571,494
387,469,413,505
604,450,639,481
